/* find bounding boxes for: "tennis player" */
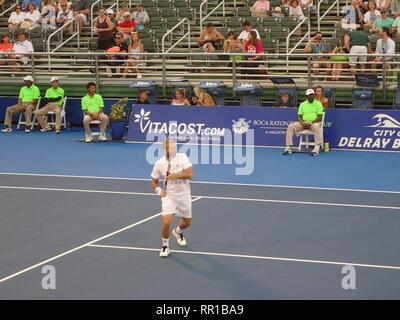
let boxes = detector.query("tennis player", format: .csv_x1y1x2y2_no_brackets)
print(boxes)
151,140,193,258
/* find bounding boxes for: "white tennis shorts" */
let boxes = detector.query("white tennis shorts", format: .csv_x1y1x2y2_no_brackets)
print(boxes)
161,193,192,218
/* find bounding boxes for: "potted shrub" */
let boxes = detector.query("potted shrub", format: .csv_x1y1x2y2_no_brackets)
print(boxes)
109,97,128,141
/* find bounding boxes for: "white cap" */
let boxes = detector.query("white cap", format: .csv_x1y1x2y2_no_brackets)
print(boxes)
306,88,315,96
123,12,131,17
23,75,34,82
50,76,59,83
105,8,114,14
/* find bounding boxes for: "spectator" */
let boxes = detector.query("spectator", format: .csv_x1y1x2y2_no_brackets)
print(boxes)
282,88,323,156
271,6,285,17
223,31,239,52
82,82,108,142
390,0,400,17
371,7,393,33
105,8,118,33
57,0,72,11
1,75,40,133
104,32,128,77
329,32,350,81
41,0,57,30
71,0,90,33
23,2,41,29
300,0,313,7
116,3,130,21
342,0,365,29
250,0,270,18
22,0,42,11
349,26,372,75
237,21,260,46
132,3,149,29
363,0,381,30
314,85,329,108
94,7,114,50
375,0,390,10
122,32,144,78
289,0,305,21
171,88,191,106
13,31,34,66
117,12,136,40
276,92,291,107
198,23,224,53
242,30,264,75
372,26,395,78
281,0,290,7
304,32,331,76
192,87,215,106
0,34,16,75
35,77,65,134
8,5,25,30
56,2,73,30
135,89,150,104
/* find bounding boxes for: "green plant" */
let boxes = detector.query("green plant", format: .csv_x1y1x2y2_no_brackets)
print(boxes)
109,97,128,122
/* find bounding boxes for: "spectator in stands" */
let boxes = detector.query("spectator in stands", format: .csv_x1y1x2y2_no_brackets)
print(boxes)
135,89,150,104
281,0,290,7
223,31,239,52
363,0,381,31
171,88,191,106
314,85,329,108
116,3,130,21
242,30,264,74
300,0,313,7
104,32,128,77
329,32,350,81
283,88,323,156
238,21,260,47
35,77,65,134
122,32,144,78
13,31,34,66
82,82,108,142
117,12,136,40
349,26,372,76
289,0,305,21
22,0,42,11
371,7,393,33
94,7,114,50
250,0,270,18
0,34,16,75
276,92,291,108
1,75,40,133
23,2,41,29
56,2,73,30
57,0,72,11
8,5,25,30
344,0,365,28
41,0,57,30
132,3,149,29
390,0,400,17
71,0,90,33
106,8,118,33
375,0,391,10
192,87,216,106
372,26,395,78
271,6,285,17
304,32,331,77
198,23,225,53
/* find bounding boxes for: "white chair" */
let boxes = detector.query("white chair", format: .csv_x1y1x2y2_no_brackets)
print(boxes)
17,97,41,130
89,120,102,139
297,112,325,151
31,97,68,130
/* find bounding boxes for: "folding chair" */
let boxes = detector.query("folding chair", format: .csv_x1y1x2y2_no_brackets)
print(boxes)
297,112,325,152
31,97,68,130
17,97,41,130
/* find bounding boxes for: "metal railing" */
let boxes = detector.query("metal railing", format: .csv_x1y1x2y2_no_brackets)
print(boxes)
161,18,191,53
200,0,225,30
0,0,18,17
90,0,102,37
286,17,310,68
317,0,340,31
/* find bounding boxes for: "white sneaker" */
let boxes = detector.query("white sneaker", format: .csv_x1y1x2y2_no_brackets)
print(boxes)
99,132,107,142
85,134,93,143
25,128,31,133
40,125,52,132
137,74,142,79
172,227,187,247
311,146,320,156
1,128,12,133
282,147,292,155
159,246,170,258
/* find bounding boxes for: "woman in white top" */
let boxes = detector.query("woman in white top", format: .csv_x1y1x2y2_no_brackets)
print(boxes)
41,0,57,29
123,32,144,78
289,0,305,20
24,2,41,29
363,0,381,29
171,88,191,106
8,5,25,30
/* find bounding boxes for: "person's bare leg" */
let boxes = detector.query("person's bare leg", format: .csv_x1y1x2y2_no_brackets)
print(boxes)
178,217,191,231
162,214,173,240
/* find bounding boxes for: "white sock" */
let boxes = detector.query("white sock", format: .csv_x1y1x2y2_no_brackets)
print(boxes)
162,238,169,247
176,226,183,234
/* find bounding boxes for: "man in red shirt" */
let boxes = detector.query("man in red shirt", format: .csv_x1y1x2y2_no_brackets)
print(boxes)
117,12,135,39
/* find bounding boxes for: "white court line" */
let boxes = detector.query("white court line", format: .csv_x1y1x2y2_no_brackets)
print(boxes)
87,244,400,271
0,196,203,284
0,185,399,210
0,172,399,194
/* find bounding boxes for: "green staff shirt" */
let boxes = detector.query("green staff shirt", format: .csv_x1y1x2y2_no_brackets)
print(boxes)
45,86,64,106
81,93,104,113
19,85,40,103
298,99,323,122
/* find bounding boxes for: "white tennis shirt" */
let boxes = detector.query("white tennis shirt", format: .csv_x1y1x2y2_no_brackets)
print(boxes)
151,153,192,195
